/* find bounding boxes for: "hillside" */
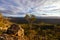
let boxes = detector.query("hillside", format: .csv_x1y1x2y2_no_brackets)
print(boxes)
0,14,60,40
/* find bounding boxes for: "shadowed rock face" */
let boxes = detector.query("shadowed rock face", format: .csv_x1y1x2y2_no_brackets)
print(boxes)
1,24,24,40
6,24,20,35
0,24,20,40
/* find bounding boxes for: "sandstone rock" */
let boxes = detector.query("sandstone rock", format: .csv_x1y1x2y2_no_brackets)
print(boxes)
2,24,25,40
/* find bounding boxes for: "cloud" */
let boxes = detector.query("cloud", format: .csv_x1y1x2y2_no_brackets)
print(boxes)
0,0,60,17
32,0,60,16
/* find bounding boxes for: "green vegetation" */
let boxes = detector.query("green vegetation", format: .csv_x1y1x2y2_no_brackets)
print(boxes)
21,23,60,40
0,13,60,40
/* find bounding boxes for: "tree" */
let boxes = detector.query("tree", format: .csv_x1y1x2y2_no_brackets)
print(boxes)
24,14,36,29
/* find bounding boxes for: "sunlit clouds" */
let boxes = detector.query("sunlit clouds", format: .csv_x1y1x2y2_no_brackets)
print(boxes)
0,0,60,17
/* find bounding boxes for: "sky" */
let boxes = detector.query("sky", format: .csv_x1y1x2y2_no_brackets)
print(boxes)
0,0,60,17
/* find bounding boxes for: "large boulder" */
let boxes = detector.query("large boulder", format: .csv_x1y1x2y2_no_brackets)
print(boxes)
6,24,20,35
2,24,24,40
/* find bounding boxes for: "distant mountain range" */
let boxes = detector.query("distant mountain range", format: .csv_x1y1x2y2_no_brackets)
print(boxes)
6,17,60,24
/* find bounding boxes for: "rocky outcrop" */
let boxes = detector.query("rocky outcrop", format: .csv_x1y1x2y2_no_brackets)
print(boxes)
0,24,24,40
0,14,25,40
